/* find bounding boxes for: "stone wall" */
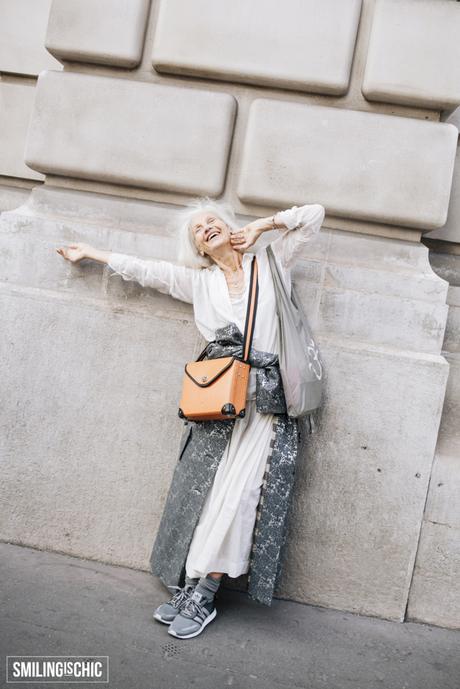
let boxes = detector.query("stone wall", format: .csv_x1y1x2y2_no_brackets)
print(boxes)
1,0,459,628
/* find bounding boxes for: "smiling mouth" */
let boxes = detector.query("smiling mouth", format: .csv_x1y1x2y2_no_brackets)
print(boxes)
206,231,220,242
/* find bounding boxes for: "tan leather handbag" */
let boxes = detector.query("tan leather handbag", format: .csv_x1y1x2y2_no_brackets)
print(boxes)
178,255,259,421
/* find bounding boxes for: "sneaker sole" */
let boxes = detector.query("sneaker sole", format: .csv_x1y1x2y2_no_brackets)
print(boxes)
153,612,174,625
167,608,217,639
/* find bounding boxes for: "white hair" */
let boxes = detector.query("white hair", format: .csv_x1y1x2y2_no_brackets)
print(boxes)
175,196,238,269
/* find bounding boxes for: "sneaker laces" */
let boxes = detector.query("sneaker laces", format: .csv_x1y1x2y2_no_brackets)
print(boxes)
166,584,194,608
180,591,209,619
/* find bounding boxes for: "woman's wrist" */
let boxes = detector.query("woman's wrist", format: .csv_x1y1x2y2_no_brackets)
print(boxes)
256,213,284,233
85,245,113,264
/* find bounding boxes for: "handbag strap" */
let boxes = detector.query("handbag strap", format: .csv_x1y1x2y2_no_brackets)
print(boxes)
242,255,259,363
195,254,259,363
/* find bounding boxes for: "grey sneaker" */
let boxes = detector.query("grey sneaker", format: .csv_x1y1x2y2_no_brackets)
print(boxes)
153,584,196,625
167,589,217,639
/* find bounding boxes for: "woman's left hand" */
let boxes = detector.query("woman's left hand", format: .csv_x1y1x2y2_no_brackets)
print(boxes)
230,219,264,253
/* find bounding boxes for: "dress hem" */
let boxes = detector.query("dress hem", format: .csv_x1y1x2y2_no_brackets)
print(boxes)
185,558,250,580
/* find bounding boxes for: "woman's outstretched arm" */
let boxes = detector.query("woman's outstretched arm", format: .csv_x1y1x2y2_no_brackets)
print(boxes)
106,251,196,303
56,242,196,304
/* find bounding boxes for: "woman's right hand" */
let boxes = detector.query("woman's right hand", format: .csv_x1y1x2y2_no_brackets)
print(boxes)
56,242,90,263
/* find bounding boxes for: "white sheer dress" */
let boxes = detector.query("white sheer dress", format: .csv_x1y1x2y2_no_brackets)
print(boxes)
107,203,325,579
184,289,279,578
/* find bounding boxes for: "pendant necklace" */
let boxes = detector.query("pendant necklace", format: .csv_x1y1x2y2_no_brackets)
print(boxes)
226,266,245,297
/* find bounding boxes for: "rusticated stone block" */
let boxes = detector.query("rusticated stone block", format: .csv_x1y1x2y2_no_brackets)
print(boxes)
237,99,458,230
45,0,151,68
0,0,61,75
152,0,362,95
425,145,460,244
0,81,45,181
25,70,236,195
362,0,460,110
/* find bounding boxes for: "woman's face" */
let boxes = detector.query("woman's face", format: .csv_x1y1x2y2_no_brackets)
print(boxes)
190,211,231,257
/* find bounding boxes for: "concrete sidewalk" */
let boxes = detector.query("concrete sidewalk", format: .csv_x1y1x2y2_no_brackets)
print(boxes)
1,542,459,689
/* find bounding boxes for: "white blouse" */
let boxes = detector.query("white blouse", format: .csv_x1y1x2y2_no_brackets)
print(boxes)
107,203,325,353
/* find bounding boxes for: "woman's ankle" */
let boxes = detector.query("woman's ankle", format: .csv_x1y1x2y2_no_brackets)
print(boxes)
195,573,222,601
207,571,224,581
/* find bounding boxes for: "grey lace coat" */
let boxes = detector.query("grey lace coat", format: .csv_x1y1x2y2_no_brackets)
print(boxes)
149,323,304,606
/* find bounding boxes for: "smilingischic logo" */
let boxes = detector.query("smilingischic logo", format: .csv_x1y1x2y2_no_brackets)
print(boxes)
6,656,109,683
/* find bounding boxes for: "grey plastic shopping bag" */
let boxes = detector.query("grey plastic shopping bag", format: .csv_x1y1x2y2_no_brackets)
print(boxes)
266,244,323,418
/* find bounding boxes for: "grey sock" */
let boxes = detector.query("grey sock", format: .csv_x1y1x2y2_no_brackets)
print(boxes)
185,575,199,587
195,574,221,602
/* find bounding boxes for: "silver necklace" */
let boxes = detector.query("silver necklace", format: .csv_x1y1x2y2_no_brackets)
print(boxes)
225,266,244,293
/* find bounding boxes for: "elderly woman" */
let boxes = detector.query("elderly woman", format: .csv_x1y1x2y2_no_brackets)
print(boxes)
56,198,325,639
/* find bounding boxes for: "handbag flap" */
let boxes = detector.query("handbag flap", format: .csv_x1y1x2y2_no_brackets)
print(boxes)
185,356,236,387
